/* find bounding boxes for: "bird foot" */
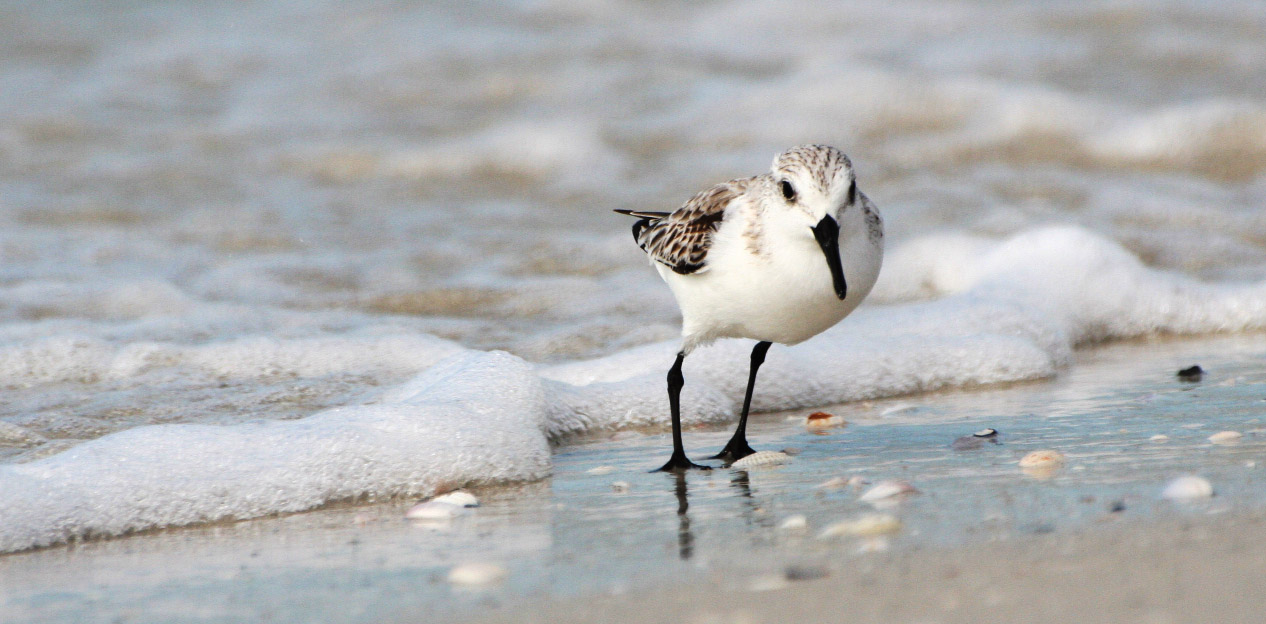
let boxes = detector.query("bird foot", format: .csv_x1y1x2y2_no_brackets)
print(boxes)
710,439,757,463
653,451,712,473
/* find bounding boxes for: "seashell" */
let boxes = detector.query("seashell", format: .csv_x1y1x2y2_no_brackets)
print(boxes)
586,466,615,475
819,514,902,538
731,450,790,468
805,411,846,429
432,491,479,508
610,481,631,493
1149,434,1169,442
815,476,854,490
448,562,507,586
405,501,467,521
859,480,918,502
1162,475,1213,501
778,515,808,531
1019,449,1065,468
1209,431,1243,445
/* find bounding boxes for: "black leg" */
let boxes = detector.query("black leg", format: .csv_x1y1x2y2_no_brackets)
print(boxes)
712,341,771,463
655,351,711,472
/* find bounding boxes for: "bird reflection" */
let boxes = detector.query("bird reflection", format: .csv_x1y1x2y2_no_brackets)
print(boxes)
668,468,773,561
672,472,694,560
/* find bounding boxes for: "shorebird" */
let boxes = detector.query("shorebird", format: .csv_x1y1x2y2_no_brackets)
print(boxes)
616,145,884,472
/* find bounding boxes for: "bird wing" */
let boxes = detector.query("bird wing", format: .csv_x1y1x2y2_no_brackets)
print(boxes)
614,181,742,275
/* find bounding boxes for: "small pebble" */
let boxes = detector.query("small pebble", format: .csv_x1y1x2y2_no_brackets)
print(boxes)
1149,434,1169,442
1209,431,1243,445
859,480,919,502
586,466,615,475
447,562,507,586
731,450,790,468
1161,475,1214,501
777,515,808,532
611,481,631,493
405,501,467,521
1108,500,1126,513
1177,365,1204,382
1019,449,1065,468
819,514,902,538
432,491,479,507
805,411,846,429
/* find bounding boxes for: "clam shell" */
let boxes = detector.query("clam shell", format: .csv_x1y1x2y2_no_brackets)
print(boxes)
859,480,918,502
805,411,846,429
777,514,808,531
448,562,507,586
432,491,479,507
731,451,790,468
1209,431,1243,445
1162,475,1213,500
819,514,902,538
405,501,466,520
1019,449,1065,468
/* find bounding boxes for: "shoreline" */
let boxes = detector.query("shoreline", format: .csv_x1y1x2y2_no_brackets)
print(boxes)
468,509,1266,624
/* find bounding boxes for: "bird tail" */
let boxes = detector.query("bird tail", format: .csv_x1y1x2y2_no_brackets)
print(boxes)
612,210,668,246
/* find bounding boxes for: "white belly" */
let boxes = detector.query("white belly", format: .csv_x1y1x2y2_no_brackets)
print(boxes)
660,228,882,353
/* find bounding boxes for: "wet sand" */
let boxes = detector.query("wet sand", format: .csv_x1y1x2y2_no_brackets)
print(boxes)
3,333,1265,623
471,511,1266,624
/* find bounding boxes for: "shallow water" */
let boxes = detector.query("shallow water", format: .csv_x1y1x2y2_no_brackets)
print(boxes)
3,333,1264,623
2,0,1266,595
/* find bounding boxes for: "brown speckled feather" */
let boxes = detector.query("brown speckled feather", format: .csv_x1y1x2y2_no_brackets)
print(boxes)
617,179,748,274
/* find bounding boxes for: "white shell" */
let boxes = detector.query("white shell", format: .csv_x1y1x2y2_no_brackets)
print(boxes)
586,466,615,475
1149,434,1169,442
405,501,466,520
819,514,902,538
432,491,479,507
731,451,790,468
859,480,918,502
447,562,507,586
815,476,852,490
1209,431,1243,444
1162,475,1214,500
777,515,808,531
1019,449,1066,468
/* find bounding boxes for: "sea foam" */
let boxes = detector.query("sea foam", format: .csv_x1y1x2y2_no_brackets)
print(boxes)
2,225,1265,553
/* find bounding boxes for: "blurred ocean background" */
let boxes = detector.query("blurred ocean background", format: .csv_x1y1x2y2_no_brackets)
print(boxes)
1,0,1266,551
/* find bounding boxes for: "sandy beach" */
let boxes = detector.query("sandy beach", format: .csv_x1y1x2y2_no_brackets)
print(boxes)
3,1,1266,621
469,511,1266,624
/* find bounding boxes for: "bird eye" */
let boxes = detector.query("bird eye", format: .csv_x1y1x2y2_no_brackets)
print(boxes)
780,180,797,202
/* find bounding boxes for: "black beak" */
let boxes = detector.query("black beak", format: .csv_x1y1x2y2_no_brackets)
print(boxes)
812,215,848,300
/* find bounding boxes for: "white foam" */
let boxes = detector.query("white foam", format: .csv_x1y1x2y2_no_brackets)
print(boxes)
3,225,1266,553
0,330,465,387
0,350,551,553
